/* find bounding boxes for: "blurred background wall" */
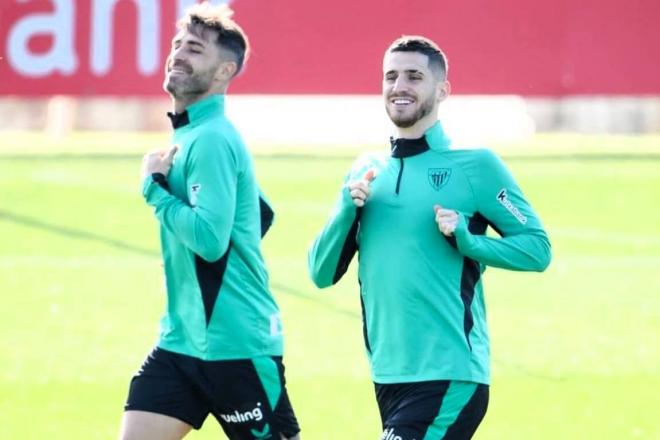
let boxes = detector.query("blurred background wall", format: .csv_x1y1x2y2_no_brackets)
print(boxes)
1,0,659,145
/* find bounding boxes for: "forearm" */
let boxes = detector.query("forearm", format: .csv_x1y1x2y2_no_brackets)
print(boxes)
308,190,359,288
143,177,230,261
454,218,551,272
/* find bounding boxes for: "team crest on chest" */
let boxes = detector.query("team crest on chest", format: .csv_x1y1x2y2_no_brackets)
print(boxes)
428,168,451,190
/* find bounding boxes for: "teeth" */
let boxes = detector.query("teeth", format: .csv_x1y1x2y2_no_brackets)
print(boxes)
169,65,189,73
393,99,413,104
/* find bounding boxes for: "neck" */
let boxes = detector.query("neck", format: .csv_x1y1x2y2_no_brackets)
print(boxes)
172,92,210,113
171,84,228,114
394,113,438,139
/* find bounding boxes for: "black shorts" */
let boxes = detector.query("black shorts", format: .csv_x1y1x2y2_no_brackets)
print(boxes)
375,380,488,440
125,347,300,439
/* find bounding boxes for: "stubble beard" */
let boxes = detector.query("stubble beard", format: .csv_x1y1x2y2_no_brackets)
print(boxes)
165,70,214,101
387,94,436,128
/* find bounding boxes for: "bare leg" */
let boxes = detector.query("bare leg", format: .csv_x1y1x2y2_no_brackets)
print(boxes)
119,410,193,440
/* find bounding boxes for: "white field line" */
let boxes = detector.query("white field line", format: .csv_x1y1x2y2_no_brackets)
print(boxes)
551,256,660,269
0,255,157,269
550,227,660,247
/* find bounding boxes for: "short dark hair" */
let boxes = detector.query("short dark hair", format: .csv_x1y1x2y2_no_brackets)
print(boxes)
387,36,448,80
178,3,249,76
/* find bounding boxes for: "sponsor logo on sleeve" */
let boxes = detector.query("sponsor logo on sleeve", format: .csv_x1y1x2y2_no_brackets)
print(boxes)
497,189,527,224
269,313,283,337
189,183,201,206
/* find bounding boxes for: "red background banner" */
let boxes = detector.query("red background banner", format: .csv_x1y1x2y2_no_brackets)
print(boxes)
1,0,659,96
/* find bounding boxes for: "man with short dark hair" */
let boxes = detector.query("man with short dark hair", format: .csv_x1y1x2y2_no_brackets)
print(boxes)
308,35,551,439
119,4,300,439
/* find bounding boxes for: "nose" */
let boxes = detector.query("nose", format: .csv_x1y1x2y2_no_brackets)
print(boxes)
391,76,408,93
170,44,190,65
172,47,185,62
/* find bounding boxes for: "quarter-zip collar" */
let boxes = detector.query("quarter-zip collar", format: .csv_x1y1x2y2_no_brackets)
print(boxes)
389,121,451,158
390,136,429,158
167,94,226,130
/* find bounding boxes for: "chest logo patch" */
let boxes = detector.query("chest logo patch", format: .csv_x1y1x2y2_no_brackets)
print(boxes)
428,168,451,190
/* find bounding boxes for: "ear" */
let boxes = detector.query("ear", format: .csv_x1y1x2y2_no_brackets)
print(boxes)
215,61,238,82
437,80,451,103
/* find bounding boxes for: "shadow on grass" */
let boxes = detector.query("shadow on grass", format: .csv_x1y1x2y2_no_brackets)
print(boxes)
0,208,155,257
0,208,360,320
0,208,562,381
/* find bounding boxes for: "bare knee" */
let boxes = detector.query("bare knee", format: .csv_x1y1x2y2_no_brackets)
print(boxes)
120,410,192,440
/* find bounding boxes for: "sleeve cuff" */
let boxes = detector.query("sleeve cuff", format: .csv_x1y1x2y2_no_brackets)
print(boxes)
453,212,475,252
142,173,171,207
336,185,358,214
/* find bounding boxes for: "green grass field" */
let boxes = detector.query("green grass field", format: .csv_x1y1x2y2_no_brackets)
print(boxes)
0,133,658,439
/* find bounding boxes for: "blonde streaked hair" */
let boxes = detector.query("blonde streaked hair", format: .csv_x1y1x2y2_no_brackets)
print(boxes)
178,2,250,76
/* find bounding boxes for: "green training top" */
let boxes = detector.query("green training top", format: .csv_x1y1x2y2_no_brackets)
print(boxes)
308,121,551,384
142,95,283,360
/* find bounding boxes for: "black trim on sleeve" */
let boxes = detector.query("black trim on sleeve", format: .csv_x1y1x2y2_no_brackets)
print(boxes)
444,211,490,249
472,210,505,237
444,235,458,249
332,211,361,284
194,243,232,326
151,173,170,192
485,217,504,237
259,196,275,238
468,212,489,235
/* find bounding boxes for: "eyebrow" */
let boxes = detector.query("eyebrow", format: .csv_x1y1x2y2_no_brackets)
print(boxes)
173,38,206,49
384,69,425,76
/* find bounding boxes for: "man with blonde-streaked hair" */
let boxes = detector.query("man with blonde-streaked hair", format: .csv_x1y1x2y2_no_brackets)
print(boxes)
309,35,550,439
119,3,300,439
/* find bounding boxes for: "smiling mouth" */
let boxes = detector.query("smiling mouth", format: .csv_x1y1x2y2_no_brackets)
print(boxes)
389,96,415,105
168,62,192,75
